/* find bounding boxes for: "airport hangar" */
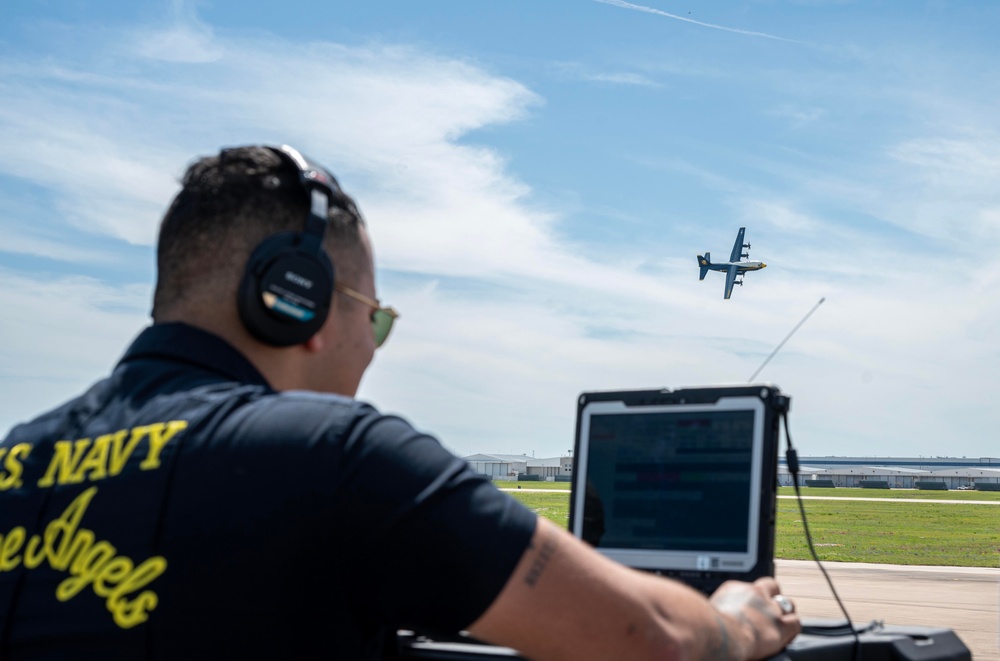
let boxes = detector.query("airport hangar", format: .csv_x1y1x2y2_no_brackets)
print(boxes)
463,454,573,481
463,453,1000,490
777,456,1000,489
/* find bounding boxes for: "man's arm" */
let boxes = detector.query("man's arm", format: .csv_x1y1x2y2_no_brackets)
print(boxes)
468,517,800,661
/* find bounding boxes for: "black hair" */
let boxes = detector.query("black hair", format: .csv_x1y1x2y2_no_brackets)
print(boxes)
151,146,365,318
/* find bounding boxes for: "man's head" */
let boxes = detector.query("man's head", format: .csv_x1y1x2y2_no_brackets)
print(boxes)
152,145,383,395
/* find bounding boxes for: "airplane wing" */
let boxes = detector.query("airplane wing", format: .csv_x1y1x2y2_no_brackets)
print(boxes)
724,265,738,299
729,227,746,262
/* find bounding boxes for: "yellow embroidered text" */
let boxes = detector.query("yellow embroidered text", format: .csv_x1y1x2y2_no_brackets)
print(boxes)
0,443,32,491
0,486,167,629
36,420,188,488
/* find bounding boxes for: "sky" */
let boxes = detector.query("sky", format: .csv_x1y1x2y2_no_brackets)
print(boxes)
1,0,998,461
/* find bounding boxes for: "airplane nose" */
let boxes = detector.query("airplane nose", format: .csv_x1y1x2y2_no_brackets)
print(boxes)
762,263,767,268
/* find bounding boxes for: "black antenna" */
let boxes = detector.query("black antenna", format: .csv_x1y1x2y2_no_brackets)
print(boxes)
748,297,825,382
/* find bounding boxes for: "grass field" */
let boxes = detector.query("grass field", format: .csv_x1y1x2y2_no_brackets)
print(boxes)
498,481,573,490
503,485,1000,568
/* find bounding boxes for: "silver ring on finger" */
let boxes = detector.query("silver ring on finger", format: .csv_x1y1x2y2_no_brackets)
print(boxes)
773,594,794,614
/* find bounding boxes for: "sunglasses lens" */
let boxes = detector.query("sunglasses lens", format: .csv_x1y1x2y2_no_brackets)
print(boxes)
371,308,396,348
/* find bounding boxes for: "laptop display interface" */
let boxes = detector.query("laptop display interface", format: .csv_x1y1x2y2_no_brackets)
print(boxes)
583,407,757,554
570,390,779,586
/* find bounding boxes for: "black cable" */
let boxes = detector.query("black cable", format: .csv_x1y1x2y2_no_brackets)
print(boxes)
782,411,862,661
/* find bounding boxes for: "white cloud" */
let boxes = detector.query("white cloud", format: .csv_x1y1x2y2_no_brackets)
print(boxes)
1,6,999,459
0,82,185,245
0,228,113,265
130,0,224,63
0,270,150,436
769,104,825,128
584,72,662,87
0,13,638,443
0,29,544,256
890,135,1000,198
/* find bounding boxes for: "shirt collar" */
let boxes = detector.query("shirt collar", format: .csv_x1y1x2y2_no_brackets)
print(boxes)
118,322,272,388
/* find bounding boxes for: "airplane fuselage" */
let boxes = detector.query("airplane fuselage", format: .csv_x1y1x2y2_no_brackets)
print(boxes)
701,260,766,273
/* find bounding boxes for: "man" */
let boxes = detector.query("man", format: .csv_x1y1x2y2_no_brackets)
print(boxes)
0,145,800,660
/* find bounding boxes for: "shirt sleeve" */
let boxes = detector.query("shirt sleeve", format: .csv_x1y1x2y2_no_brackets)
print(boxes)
333,411,537,633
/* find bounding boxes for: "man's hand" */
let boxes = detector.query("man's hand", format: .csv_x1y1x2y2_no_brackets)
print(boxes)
710,578,801,661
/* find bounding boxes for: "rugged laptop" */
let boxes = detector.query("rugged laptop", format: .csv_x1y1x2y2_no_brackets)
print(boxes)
569,385,786,594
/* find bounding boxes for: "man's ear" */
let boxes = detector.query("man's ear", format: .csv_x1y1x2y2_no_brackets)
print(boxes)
304,332,324,353
304,294,340,353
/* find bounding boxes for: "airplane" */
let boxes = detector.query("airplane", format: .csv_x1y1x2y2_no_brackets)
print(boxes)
697,227,766,299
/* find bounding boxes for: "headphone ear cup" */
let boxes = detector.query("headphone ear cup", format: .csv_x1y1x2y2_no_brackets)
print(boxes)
238,232,335,346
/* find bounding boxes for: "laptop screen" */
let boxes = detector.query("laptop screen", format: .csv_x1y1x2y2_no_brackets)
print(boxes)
569,387,783,589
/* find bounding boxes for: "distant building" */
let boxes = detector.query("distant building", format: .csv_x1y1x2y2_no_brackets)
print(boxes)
921,468,1000,489
467,453,1000,488
462,454,531,479
777,456,1000,488
462,453,574,481
525,456,574,479
779,456,999,471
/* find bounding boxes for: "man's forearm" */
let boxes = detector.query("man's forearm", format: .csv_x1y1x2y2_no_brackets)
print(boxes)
469,518,798,661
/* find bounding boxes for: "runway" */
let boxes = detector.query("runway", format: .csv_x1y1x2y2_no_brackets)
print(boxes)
778,495,1000,505
776,559,999,660
508,487,1000,505
502,489,1000,506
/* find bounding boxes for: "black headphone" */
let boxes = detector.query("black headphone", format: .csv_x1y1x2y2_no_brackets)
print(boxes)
237,145,352,347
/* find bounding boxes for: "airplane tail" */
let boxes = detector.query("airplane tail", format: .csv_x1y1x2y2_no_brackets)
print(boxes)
697,252,711,280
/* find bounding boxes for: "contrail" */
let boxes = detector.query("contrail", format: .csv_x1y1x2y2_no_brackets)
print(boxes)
594,0,801,43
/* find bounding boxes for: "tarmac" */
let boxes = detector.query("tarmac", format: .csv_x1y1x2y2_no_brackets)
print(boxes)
778,495,1000,505
776,558,999,661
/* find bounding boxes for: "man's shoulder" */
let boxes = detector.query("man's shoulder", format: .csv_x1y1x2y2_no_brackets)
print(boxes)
240,389,379,424
214,388,420,446
2,377,114,444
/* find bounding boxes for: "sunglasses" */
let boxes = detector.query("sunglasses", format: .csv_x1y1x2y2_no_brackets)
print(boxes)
333,283,398,348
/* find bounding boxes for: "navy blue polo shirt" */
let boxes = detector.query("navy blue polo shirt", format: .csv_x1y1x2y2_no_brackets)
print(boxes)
0,323,536,660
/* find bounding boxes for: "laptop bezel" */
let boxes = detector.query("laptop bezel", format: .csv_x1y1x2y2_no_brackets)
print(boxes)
568,385,783,588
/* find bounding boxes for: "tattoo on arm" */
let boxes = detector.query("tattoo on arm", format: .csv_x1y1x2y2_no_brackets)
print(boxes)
523,538,557,587
708,612,734,661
